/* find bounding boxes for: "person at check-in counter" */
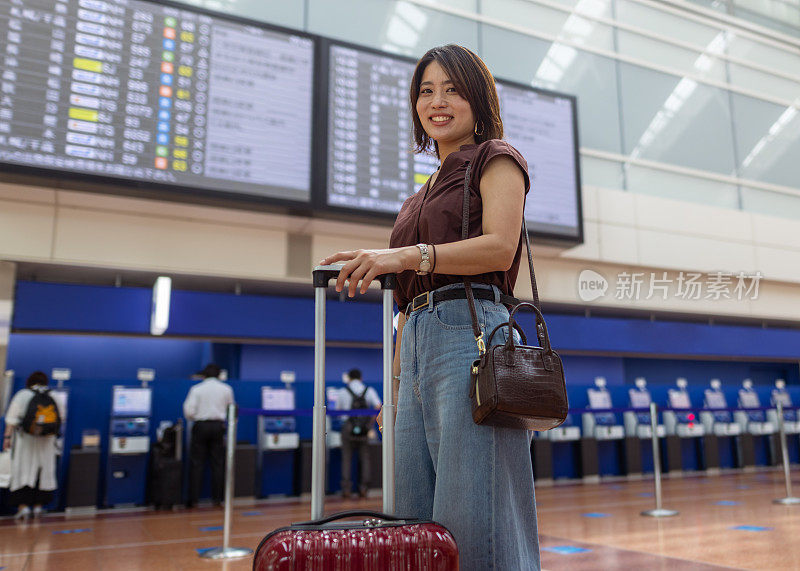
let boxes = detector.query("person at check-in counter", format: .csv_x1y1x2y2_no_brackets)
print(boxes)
3,371,64,522
183,363,234,508
336,368,381,498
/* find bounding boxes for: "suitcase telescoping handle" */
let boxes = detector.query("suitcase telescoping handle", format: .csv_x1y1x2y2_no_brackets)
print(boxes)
312,264,397,520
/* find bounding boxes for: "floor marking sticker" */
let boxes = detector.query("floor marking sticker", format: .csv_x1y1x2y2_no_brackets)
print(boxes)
543,546,592,555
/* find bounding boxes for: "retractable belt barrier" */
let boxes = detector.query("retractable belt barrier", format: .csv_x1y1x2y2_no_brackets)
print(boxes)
238,408,379,417
570,405,798,415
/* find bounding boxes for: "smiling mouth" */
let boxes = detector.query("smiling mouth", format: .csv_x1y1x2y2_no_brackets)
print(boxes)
430,115,453,125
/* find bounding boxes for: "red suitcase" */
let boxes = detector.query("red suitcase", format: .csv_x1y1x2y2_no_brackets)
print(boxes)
252,265,458,570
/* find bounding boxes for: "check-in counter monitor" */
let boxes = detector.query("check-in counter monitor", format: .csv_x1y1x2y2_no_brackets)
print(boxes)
624,378,665,439
701,379,741,436
582,378,624,440
664,379,704,437
768,380,799,434
735,380,774,435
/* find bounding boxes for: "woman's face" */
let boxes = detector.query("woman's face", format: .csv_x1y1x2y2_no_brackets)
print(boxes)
415,60,475,150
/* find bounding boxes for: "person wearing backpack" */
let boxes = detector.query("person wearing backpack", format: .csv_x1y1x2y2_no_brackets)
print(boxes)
2,371,63,521
336,369,381,498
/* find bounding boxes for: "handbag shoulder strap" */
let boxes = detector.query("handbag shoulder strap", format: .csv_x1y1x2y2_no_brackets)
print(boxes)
461,158,542,352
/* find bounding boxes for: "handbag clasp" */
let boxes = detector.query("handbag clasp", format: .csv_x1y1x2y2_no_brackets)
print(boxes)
476,333,486,356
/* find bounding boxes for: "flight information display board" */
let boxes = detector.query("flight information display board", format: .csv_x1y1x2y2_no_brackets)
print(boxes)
0,0,314,201
324,41,582,241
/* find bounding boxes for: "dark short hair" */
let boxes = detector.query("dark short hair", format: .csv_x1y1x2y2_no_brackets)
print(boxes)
26,371,49,389
199,363,221,379
348,368,362,381
410,44,503,159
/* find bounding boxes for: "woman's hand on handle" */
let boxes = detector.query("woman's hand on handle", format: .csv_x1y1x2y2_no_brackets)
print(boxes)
320,247,418,297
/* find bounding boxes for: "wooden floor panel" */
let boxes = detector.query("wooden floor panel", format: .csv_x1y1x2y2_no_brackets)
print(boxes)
0,470,796,570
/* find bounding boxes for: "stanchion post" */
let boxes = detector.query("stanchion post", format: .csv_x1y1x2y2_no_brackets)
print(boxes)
773,401,800,505
642,402,679,517
381,289,395,514
199,403,253,560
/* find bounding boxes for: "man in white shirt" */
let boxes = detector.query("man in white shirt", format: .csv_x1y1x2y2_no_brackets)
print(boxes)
183,364,234,508
336,369,381,498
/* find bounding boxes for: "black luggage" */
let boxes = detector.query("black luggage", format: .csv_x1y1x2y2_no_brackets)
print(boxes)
150,439,183,509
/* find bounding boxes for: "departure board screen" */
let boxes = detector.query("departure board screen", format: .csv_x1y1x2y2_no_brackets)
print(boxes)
325,42,581,240
0,0,314,202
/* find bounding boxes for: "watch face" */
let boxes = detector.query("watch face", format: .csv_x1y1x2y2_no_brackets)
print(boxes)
420,259,431,271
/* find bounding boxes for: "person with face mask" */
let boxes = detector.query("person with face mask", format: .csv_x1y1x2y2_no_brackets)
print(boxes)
336,368,381,498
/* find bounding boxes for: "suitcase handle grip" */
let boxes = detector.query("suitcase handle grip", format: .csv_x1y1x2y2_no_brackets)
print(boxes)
313,264,396,290
294,509,406,527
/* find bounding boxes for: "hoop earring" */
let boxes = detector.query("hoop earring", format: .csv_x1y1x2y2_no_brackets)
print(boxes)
474,120,484,136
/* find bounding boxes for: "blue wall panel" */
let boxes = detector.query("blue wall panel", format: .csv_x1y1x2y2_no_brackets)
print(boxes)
169,290,383,342
14,282,151,333
15,280,800,360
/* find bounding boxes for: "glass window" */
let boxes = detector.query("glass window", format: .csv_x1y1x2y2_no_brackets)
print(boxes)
308,0,479,56
618,62,737,175
481,0,615,51
626,164,740,208
730,93,800,190
481,25,623,153
580,155,625,190
728,63,800,103
616,30,727,82
741,187,800,219
727,34,800,78
614,0,724,46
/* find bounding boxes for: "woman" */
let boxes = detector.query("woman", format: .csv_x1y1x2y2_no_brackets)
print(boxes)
320,44,540,569
3,371,62,521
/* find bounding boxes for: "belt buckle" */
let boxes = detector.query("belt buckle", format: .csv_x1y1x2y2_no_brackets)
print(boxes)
412,291,431,312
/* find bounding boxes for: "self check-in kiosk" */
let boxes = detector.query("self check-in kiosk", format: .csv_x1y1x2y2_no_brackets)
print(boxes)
701,379,741,436
580,378,624,480
583,378,625,440
700,379,740,471
735,379,775,467
623,378,665,476
735,379,774,435
768,380,799,434
624,378,665,439
663,378,705,473
105,370,153,506
257,373,299,497
532,413,580,484
664,378,705,438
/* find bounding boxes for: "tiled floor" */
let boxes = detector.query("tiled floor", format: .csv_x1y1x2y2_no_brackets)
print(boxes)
0,469,797,569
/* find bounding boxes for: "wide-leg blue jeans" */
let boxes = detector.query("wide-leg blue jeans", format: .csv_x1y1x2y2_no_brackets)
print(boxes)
395,284,541,570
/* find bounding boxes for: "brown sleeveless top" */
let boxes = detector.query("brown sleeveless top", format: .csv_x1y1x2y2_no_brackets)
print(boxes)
389,139,531,311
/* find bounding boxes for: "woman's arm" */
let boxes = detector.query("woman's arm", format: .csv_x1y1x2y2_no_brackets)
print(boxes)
320,155,525,298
